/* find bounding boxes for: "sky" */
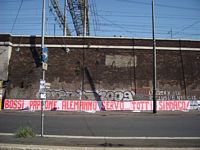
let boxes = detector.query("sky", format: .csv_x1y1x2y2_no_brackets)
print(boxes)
0,0,200,40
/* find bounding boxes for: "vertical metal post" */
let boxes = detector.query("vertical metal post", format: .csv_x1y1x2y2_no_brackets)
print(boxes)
63,0,67,36
170,28,173,39
42,0,45,49
80,0,87,101
152,0,157,113
41,0,46,137
83,0,87,37
54,24,56,36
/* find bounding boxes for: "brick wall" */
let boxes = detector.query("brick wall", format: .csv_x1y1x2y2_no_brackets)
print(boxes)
1,34,200,100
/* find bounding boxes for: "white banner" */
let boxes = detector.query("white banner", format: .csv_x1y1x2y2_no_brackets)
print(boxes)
3,99,192,111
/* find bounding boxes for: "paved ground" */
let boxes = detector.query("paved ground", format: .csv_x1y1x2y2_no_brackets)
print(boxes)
0,110,200,149
1,143,200,150
0,133,200,147
0,110,200,137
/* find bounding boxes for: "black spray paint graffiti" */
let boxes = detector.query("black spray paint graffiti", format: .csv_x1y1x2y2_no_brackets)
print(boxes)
46,89,136,101
46,89,80,100
98,90,135,101
46,89,198,101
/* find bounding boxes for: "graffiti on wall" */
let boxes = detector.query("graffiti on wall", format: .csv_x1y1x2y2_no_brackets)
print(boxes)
149,90,197,101
190,100,200,110
98,90,135,101
46,89,80,100
46,89,138,100
46,88,198,101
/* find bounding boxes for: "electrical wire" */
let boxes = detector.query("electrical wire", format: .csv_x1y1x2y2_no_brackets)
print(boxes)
89,0,99,36
173,20,200,36
10,0,24,33
90,14,200,21
0,0,199,39
115,0,200,11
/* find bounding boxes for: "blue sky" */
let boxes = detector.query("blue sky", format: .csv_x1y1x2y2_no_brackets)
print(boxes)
0,0,200,40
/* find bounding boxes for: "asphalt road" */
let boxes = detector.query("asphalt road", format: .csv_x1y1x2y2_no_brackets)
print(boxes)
0,111,200,137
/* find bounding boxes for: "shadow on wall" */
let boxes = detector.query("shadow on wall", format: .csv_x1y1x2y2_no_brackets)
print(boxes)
30,36,41,67
85,67,105,111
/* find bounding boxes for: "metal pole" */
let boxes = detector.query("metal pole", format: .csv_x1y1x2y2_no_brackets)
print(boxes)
63,0,67,36
83,0,87,37
41,0,46,137
42,0,45,49
54,24,56,36
152,0,157,113
170,28,173,39
80,0,87,101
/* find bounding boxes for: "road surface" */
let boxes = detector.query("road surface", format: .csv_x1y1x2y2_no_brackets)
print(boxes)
0,111,200,137
1,111,200,148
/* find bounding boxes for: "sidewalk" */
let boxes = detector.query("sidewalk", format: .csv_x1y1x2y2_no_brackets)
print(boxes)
1,143,200,150
0,133,200,150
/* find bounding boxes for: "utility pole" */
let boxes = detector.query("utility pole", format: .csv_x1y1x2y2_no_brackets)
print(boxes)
80,0,87,101
63,0,67,36
40,0,49,137
83,0,87,37
54,24,56,36
42,0,45,51
170,28,173,39
152,0,157,114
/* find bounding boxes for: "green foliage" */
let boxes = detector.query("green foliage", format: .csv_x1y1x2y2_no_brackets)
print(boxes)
15,126,36,138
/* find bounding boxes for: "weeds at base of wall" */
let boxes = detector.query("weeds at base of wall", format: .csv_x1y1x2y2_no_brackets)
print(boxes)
15,126,36,138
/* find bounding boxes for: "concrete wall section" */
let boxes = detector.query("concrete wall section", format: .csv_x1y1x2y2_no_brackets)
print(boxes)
0,46,12,80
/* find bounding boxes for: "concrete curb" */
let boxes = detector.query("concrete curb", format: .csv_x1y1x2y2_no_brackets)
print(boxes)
0,143,200,150
1,132,200,140
1,109,200,114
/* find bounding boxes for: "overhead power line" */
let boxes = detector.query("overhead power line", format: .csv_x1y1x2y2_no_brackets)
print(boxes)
174,20,200,36
49,0,71,35
10,0,23,33
67,0,90,36
0,0,199,39
115,0,200,11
